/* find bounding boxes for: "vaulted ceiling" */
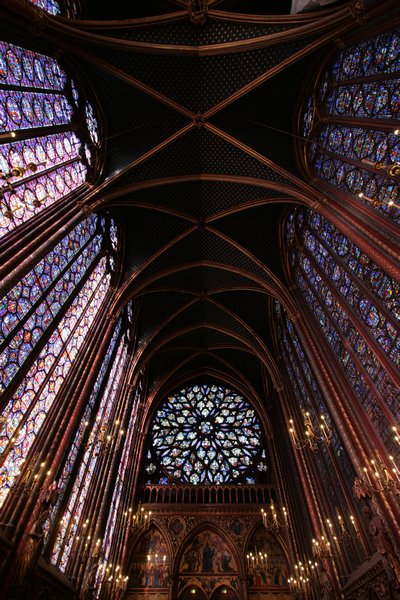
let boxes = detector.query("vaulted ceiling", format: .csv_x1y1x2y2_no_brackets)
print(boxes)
48,0,362,410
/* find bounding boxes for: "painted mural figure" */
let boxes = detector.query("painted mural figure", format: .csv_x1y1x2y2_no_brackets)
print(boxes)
202,542,215,572
184,546,201,572
221,549,232,572
130,528,170,588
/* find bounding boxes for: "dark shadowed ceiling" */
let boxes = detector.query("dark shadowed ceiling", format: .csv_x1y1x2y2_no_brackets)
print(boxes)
55,0,359,407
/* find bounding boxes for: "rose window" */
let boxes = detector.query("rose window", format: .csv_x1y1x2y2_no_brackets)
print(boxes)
147,383,266,485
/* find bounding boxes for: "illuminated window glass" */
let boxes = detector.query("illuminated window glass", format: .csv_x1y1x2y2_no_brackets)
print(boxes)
146,383,266,485
0,41,100,236
43,317,123,542
300,29,400,223
0,215,101,396
275,301,354,483
0,257,110,507
51,333,129,571
95,383,143,595
28,0,61,15
274,301,364,568
287,208,400,457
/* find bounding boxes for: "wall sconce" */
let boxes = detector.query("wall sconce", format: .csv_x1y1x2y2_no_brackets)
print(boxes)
82,421,125,456
354,455,400,501
0,160,48,219
0,160,47,181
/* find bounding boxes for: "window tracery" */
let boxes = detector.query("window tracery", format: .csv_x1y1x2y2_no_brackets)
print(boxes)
146,383,266,485
301,28,400,222
51,329,129,570
274,300,365,568
0,211,118,510
287,208,400,458
0,41,100,236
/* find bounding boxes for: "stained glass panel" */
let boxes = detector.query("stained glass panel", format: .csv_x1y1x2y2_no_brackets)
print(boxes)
301,29,400,224
43,318,123,544
52,333,129,570
0,215,101,396
148,383,265,485
287,210,400,457
95,384,142,595
274,303,369,570
332,30,400,80
0,258,110,507
0,41,99,236
28,0,61,16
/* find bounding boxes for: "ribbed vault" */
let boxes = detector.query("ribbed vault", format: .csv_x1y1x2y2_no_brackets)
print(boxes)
50,0,369,406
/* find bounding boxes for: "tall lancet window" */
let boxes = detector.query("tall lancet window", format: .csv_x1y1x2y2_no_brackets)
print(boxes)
0,40,99,238
50,310,131,572
287,208,400,459
301,28,400,223
95,377,143,595
0,213,118,508
274,299,365,567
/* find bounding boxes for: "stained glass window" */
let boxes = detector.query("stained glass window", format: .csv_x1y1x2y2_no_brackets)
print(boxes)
301,29,400,223
146,383,266,485
287,208,400,458
0,206,118,510
95,383,143,595
28,0,61,15
0,41,100,236
0,258,110,507
274,300,365,568
0,214,101,397
43,318,123,543
51,332,129,571
27,0,81,18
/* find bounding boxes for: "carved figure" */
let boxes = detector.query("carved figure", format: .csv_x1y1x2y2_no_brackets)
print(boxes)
362,505,400,591
353,477,372,503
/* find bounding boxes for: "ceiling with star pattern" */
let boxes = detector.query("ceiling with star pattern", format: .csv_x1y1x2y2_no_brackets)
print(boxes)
44,0,363,411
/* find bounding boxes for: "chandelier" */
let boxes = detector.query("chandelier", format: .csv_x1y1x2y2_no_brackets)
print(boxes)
0,159,48,218
131,504,152,535
289,411,332,451
261,502,288,532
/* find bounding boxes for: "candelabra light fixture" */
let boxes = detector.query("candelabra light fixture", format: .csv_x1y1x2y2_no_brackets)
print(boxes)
246,550,268,569
261,502,288,532
246,548,269,588
0,159,49,218
289,412,332,451
356,454,400,500
352,425,400,503
82,419,125,455
131,504,152,535
288,559,318,595
13,455,52,497
96,559,129,591
0,161,47,181
361,157,400,178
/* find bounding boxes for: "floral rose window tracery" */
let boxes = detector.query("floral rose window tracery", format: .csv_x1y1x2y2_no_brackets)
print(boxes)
146,383,267,485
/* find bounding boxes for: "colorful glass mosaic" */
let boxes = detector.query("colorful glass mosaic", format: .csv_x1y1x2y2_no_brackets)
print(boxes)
301,29,400,224
287,209,400,457
0,41,99,236
147,383,265,485
52,334,129,570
